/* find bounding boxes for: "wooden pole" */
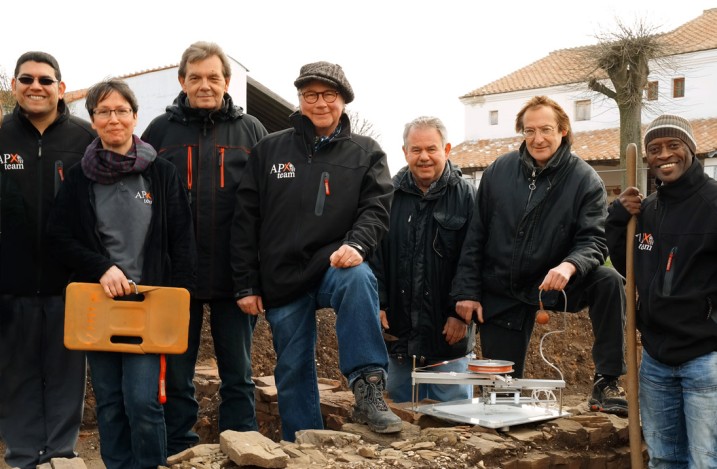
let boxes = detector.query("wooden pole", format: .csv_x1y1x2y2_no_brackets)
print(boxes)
625,143,642,468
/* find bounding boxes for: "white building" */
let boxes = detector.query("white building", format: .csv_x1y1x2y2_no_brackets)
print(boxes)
65,57,294,135
451,8,717,198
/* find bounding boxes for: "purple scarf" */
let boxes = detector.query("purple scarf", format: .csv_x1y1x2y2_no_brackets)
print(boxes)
81,135,157,184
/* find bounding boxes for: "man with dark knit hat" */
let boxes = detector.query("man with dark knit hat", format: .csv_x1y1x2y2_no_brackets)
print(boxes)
232,61,402,441
607,114,717,468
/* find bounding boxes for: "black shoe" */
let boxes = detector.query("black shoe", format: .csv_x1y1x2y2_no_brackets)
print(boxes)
589,376,628,416
352,371,403,433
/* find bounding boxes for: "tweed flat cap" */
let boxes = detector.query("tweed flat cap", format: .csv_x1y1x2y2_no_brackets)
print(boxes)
645,114,697,155
294,61,354,104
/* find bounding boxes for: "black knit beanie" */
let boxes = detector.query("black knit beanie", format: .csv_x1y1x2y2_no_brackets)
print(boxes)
644,114,697,155
294,61,354,104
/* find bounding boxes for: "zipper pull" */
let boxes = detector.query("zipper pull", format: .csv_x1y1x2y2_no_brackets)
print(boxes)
529,168,537,191
324,174,330,195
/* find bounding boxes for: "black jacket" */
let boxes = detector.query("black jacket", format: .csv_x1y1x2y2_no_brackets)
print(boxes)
606,159,717,366
451,140,609,316
372,161,476,361
0,101,96,295
141,92,267,299
232,112,393,308
47,155,196,292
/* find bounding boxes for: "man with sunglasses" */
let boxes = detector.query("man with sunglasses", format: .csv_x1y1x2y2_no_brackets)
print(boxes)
232,61,402,441
0,51,95,469
451,96,628,416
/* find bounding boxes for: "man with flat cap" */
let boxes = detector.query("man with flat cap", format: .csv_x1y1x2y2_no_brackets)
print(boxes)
231,61,403,441
607,114,717,468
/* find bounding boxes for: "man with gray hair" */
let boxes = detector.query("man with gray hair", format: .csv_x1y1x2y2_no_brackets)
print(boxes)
607,114,717,468
142,41,267,455
371,116,477,403
232,61,402,441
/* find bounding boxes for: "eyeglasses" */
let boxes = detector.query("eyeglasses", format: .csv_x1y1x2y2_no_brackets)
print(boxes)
522,126,556,138
16,75,58,86
646,141,684,157
300,90,339,104
93,108,134,120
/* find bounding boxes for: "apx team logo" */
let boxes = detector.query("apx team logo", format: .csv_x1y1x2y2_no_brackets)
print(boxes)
135,191,153,205
269,162,296,179
637,232,654,251
1,153,25,170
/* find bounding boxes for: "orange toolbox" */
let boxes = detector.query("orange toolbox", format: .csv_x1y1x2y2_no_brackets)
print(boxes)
64,282,190,354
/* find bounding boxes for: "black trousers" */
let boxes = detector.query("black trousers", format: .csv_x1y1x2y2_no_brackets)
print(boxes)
479,266,626,379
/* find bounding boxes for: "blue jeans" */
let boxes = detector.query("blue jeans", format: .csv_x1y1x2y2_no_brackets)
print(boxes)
88,352,165,469
387,355,473,403
0,295,86,469
164,299,256,455
265,263,389,442
640,350,717,469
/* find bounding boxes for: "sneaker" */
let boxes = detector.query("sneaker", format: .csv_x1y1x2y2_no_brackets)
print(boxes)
352,371,403,433
589,376,628,416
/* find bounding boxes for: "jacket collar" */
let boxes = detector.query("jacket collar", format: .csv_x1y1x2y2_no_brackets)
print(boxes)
289,111,351,148
519,138,572,176
166,91,243,124
14,98,69,134
395,160,462,199
655,157,708,203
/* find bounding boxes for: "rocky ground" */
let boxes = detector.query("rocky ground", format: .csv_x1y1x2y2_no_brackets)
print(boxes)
0,308,643,468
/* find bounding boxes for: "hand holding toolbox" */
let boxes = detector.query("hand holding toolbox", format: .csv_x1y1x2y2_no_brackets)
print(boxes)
64,282,190,354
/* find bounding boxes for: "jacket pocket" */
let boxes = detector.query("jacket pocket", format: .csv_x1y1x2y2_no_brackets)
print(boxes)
315,172,330,216
432,212,467,259
662,246,678,296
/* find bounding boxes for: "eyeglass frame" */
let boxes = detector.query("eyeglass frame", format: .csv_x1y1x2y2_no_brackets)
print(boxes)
299,90,340,104
522,126,558,139
16,75,59,86
92,108,134,120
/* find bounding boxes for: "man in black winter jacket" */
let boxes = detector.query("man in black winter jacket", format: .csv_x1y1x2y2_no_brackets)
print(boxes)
0,51,95,469
606,114,717,467
451,96,627,415
371,116,476,403
141,41,268,455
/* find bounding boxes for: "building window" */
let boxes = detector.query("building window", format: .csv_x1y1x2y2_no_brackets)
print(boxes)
673,78,685,98
489,110,498,125
575,100,591,121
646,81,658,101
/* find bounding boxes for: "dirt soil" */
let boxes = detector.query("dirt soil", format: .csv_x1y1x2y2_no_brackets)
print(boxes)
0,306,628,469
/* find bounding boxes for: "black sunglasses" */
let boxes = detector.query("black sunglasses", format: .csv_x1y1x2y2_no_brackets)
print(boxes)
17,75,58,86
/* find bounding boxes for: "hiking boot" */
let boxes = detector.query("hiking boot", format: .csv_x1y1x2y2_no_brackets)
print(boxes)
589,376,628,416
352,371,403,433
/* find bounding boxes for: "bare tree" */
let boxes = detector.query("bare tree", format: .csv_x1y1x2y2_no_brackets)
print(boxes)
347,110,381,141
587,19,667,192
0,69,15,114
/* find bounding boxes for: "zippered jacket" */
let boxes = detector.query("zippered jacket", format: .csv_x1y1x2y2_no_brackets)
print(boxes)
232,112,393,308
606,159,717,366
46,149,196,292
0,101,96,295
372,161,477,361
451,141,609,313
141,92,267,299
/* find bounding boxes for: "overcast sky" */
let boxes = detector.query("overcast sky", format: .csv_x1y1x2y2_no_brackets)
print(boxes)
2,0,715,173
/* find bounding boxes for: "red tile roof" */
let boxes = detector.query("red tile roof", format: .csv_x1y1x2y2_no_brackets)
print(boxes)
451,117,717,171
461,8,717,99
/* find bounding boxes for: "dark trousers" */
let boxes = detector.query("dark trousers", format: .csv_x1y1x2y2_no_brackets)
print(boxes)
480,266,626,379
0,295,86,469
163,298,257,455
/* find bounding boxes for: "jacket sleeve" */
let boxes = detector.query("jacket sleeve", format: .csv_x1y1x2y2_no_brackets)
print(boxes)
450,168,490,302
605,198,632,277
231,146,263,297
563,176,609,276
46,169,115,281
344,149,393,259
163,163,196,292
